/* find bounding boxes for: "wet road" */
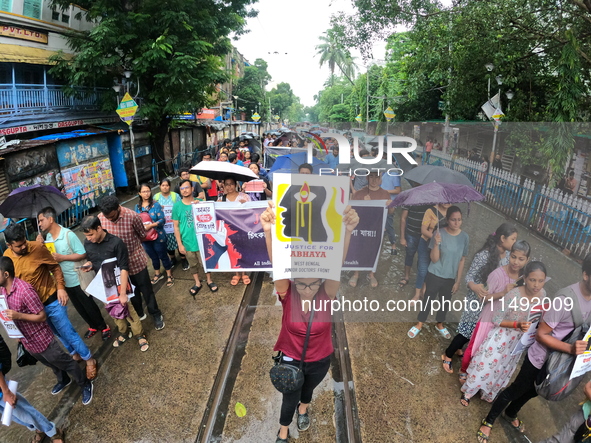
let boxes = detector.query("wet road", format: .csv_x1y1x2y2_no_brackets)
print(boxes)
0,198,587,443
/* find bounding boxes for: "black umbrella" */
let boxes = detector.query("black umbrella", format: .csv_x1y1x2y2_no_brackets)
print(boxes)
403,165,474,187
189,161,258,182
0,185,72,219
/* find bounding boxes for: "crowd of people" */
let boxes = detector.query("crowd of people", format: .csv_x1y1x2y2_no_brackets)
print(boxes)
0,131,590,443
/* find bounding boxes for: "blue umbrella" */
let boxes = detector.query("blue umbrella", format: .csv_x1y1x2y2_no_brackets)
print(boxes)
0,185,72,219
267,152,329,180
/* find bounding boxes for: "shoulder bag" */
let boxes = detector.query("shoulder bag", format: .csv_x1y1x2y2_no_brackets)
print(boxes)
269,299,316,394
139,210,158,242
65,229,95,292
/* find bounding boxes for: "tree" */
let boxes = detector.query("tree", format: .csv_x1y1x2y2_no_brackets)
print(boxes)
315,30,358,85
234,58,272,121
49,0,257,169
267,82,295,118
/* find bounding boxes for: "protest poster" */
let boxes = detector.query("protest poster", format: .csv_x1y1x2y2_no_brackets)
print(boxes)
571,325,591,380
192,201,217,234
85,258,135,304
343,201,387,271
511,301,550,356
162,205,174,234
198,201,269,272
271,173,349,281
44,241,56,254
243,180,265,194
0,296,23,338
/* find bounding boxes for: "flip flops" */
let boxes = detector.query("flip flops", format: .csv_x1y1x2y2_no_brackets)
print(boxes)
441,354,453,373
436,327,452,339
407,326,421,338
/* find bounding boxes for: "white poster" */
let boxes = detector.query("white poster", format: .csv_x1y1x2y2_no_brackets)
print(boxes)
511,302,549,356
162,204,174,234
571,325,591,380
0,296,23,339
271,173,349,281
84,258,135,304
192,201,217,234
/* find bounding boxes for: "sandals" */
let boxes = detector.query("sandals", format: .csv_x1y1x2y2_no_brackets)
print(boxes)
151,274,164,285
460,393,470,407
477,419,493,442
502,413,525,432
166,276,175,288
407,326,421,338
85,359,98,381
241,274,251,285
50,428,65,443
138,335,149,352
459,372,468,384
348,274,358,288
367,274,378,288
441,354,453,373
398,278,409,288
189,285,202,299
112,335,127,348
208,282,218,293
436,326,452,339
230,275,241,286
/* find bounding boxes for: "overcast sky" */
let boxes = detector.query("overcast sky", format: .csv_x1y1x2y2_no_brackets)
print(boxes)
233,0,388,107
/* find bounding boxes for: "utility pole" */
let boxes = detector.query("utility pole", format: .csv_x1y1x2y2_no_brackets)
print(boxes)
365,70,369,133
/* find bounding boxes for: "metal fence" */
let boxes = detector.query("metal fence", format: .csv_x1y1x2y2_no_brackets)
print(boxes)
0,85,107,115
420,149,591,260
150,149,204,184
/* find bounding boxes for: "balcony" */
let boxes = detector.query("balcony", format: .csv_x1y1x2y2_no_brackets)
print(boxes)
0,84,108,117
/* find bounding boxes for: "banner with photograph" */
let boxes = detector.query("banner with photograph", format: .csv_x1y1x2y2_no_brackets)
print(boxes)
343,200,388,271
272,173,349,281
198,201,269,272
85,258,135,304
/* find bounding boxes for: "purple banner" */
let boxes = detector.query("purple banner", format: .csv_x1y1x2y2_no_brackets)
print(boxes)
343,202,387,271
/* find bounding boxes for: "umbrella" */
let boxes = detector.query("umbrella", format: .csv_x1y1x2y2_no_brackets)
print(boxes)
389,182,484,208
190,161,258,182
0,185,72,219
403,165,474,187
267,152,327,180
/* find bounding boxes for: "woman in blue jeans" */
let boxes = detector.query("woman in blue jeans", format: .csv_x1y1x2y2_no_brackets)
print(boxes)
135,184,174,287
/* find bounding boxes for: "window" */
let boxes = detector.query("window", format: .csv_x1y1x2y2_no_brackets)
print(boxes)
61,13,69,23
0,0,11,13
22,0,41,19
52,10,59,20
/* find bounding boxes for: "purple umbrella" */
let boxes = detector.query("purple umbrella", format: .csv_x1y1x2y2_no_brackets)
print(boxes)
389,182,484,208
0,185,72,219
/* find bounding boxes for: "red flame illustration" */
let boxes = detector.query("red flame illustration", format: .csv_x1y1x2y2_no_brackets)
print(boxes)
300,183,310,202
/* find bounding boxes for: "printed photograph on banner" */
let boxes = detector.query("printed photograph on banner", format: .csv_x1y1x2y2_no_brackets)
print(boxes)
198,201,269,272
192,201,217,234
343,200,388,271
272,173,349,281
85,258,135,304
0,296,23,338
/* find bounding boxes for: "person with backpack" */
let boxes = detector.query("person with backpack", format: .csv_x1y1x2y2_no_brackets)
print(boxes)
135,184,174,288
0,334,65,442
477,254,591,442
36,207,110,345
154,178,185,268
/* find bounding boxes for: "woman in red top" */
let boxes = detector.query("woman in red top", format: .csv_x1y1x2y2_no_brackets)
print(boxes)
261,202,359,443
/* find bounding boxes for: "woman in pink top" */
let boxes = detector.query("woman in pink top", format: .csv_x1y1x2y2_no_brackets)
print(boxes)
261,202,359,443
460,240,531,380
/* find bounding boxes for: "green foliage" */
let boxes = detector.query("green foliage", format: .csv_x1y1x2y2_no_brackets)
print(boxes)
48,0,258,156
315,30,358,86
234,58,271,120
268,82,295,118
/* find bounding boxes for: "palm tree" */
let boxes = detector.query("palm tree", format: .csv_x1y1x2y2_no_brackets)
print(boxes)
315,31,357,85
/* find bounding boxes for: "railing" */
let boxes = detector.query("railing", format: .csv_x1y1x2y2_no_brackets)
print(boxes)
0,190,96,253
151,149,204,184
0,84,107,115
420,149,591,260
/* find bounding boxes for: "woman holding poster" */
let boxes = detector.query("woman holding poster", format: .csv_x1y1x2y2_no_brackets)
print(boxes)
135,184,174,288
154,178,183,269
261,201,359,443
218,177,252,285
462,261,547,408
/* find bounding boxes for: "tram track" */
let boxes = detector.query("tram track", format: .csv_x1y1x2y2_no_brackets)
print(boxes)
196,272,362,443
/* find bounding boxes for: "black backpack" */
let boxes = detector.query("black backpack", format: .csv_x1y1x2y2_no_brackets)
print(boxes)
0,335,12,375
535,287,590,401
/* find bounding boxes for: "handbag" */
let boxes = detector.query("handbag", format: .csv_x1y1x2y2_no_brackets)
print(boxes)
16,342,37,367
269,300,316,394
65,229,95,291
139,210,158,242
